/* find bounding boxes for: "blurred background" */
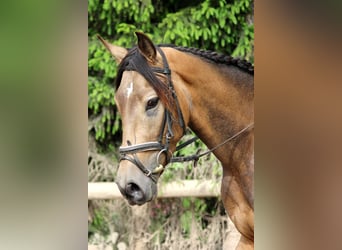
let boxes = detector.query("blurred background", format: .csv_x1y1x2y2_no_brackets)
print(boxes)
0,1,88,249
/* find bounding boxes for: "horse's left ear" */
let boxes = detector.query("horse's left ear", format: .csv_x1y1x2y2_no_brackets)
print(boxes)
97,35,127,63
135,32,157,63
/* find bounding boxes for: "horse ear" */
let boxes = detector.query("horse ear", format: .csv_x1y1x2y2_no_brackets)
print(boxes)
135,32,156,63
97,35,127,63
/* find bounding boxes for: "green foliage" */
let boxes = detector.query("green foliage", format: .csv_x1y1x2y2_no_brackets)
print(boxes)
149,197,212,241
88,0,254,148
89,208,110,235
158,0,254,59
180,198,208,237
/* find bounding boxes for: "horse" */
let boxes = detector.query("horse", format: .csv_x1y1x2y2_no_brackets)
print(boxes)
98,32,254,249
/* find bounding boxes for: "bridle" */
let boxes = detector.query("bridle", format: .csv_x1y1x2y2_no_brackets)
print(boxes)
119,46,254,183
119,47,185,183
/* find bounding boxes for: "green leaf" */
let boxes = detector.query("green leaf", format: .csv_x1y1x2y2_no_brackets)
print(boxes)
219,18,225,28
182,198,191,209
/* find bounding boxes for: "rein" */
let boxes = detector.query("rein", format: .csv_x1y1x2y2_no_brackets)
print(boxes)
118,46,253,183
171,123,254,164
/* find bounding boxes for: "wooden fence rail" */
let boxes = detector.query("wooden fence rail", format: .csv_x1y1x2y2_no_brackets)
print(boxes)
88,180,220,200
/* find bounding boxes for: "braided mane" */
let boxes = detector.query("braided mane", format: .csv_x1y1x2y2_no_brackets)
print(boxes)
160,44,254,75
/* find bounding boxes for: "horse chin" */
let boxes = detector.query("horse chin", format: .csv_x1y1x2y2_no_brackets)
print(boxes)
127,199,146,206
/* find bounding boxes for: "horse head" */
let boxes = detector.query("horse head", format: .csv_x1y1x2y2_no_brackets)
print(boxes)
98,32,188,205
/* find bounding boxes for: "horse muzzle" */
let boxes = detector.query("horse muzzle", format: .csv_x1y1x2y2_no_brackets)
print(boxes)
116,182,146,205
116,163,158,205
119,182,157,205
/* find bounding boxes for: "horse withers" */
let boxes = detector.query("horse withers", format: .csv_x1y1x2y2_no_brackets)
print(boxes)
98,32,254,249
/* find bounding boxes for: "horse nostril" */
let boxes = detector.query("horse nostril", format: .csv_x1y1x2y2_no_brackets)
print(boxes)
126,183,139,193
125,182,144,200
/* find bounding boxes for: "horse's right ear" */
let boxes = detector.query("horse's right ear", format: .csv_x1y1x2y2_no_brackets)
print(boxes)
97,35,127,63
135,31,156,63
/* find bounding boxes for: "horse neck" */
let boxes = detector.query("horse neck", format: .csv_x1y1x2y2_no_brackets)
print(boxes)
165,48,254,163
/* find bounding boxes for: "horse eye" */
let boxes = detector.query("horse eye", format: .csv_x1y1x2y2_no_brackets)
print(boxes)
146,97,159,111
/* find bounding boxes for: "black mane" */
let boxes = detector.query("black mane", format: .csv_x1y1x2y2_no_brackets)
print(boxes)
116,44,254,89
159,44,254,75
